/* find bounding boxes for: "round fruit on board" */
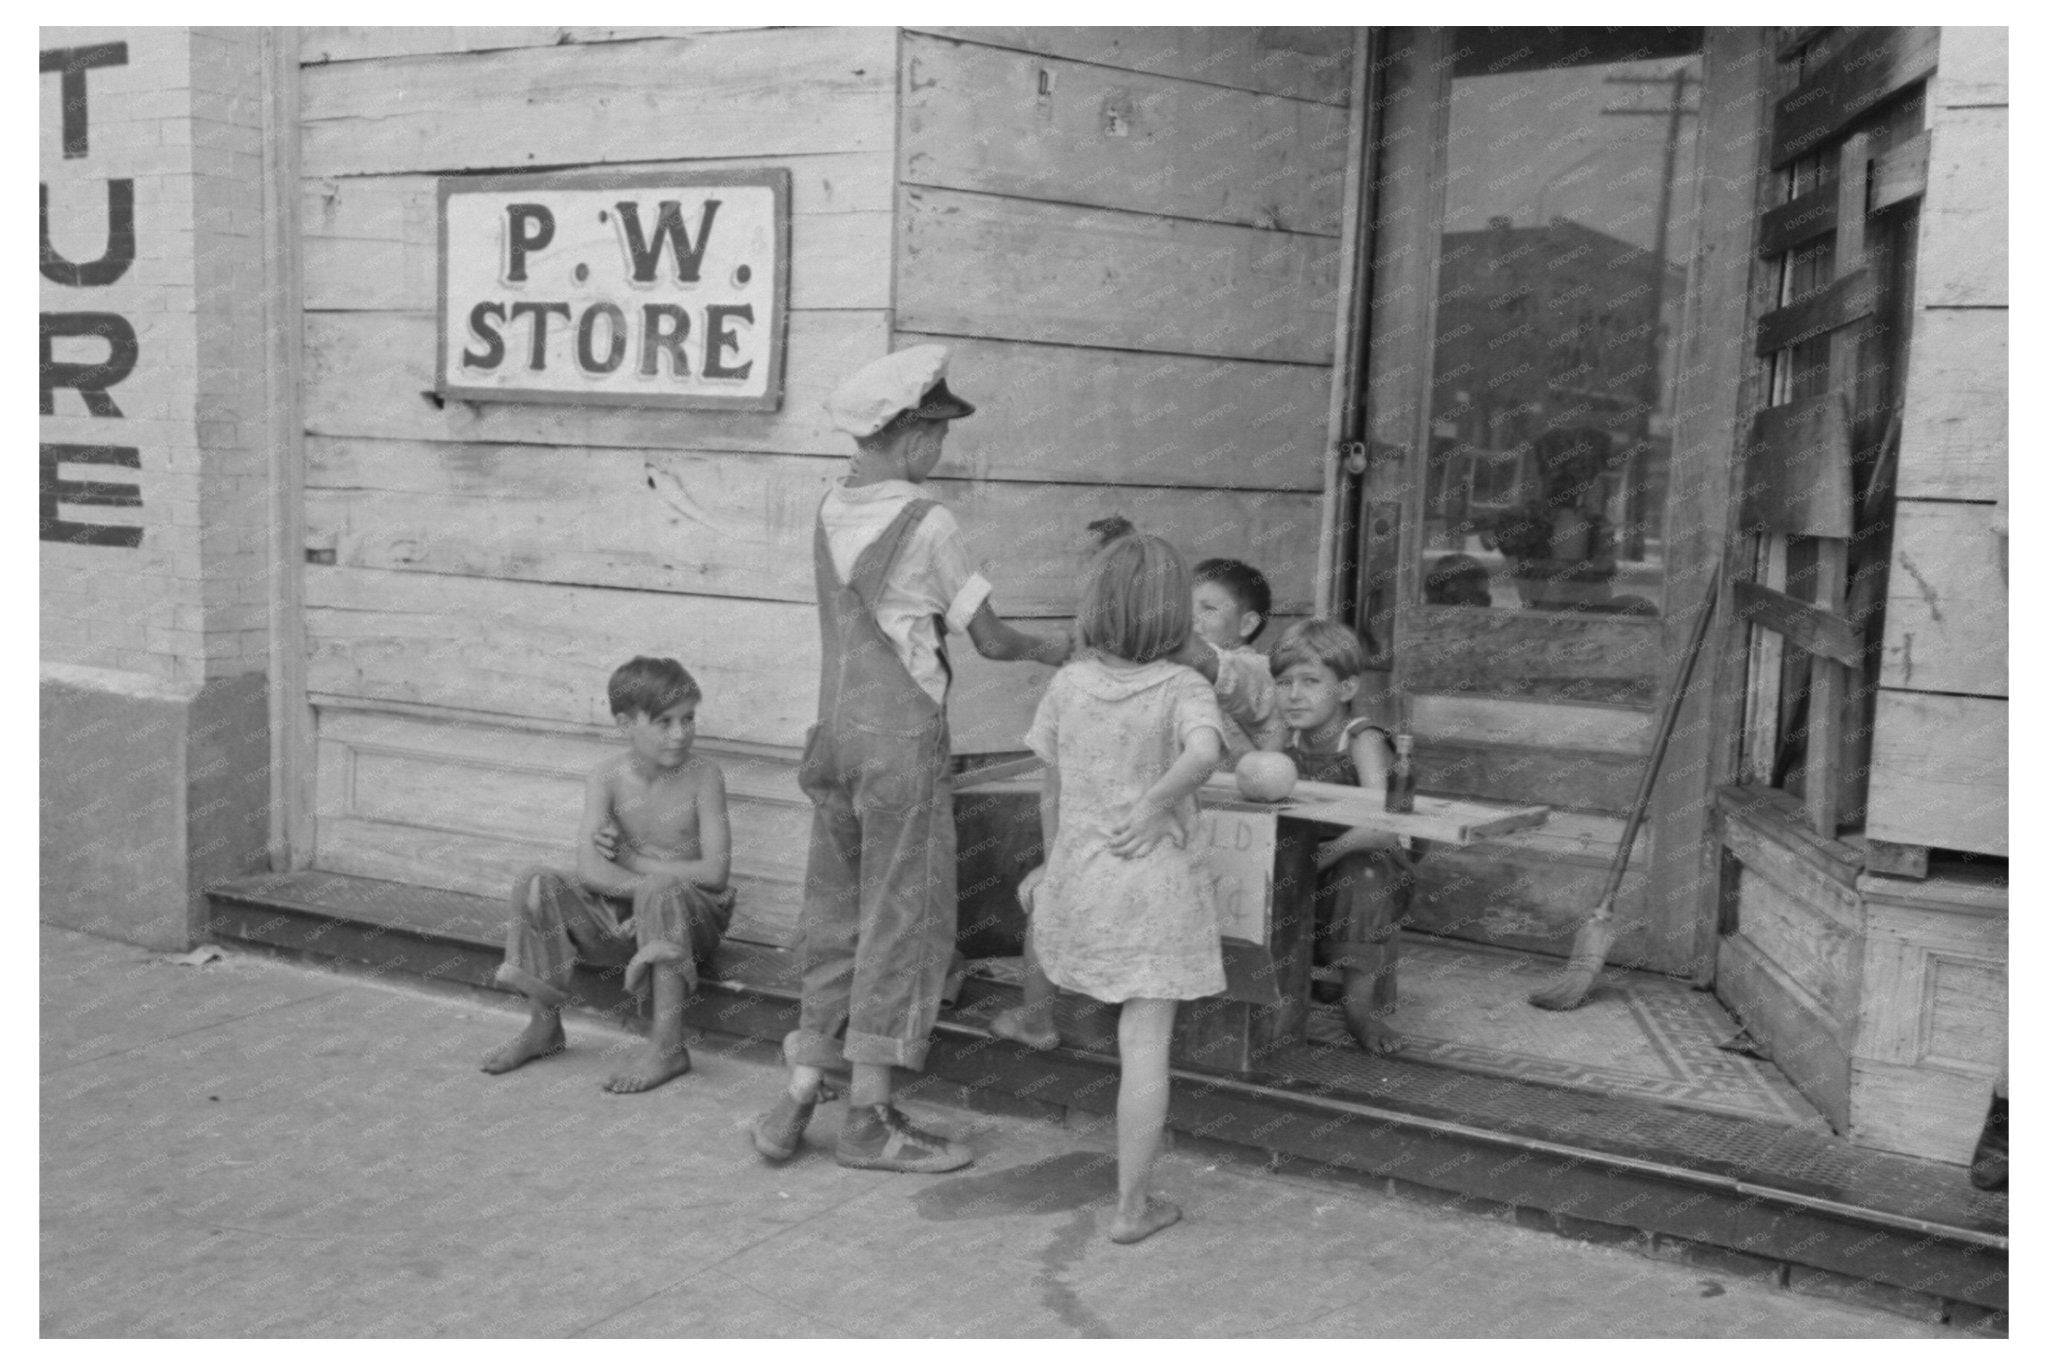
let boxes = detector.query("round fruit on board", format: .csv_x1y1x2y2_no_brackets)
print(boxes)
1234,751,1298,802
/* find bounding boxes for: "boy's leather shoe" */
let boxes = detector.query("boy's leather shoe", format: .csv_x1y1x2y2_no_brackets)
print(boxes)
836,1104,973,1173
750,1090,819,1163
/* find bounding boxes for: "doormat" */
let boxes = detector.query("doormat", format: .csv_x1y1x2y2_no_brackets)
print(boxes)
1303,935,1828,1129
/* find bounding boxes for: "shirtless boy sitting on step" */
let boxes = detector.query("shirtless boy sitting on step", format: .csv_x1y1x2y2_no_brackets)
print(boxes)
481,656,733,1094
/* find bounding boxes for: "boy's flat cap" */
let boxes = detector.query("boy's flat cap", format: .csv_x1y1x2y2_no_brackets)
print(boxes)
828,344,976,438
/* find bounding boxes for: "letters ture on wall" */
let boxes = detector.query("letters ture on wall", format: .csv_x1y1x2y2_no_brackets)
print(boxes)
40,40,142,550
438,169,791,412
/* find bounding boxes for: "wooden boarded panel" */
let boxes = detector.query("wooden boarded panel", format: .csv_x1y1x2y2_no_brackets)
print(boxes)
910,26,1353,105
304,437,1322,615
1866,691,2007,855
1718,933,1852,1130
1896,307,2006,501
1731,866,1859,1027
1398,609,1664,708
1855,895,2006,1065
1915,108,2008,308
303,564,820,742
897,187,1339,365
312,708,806,946
1413,742,1641,817
1407,695,1653,754
900,34,1347,235
1731,580,1863,667
906,333,1328,491
1740,393,1854,537
300,27,764,64
1753,268,1876,355
304,309,890,455
1411,846,1651,961
300,28,897,176
1769,26,1937,166
1756,133,1928,257
302,160,893,313
1880,500,2008,696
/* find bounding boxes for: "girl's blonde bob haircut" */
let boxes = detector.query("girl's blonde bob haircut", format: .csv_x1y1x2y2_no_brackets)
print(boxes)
1076,533,1192,664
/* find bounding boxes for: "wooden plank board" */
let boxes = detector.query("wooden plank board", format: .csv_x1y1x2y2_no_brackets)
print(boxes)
1930,26,2007,108
300,28,897,177
1732,864,1860,1027
1849,1059,1998,1164
1412,741,1642,817
303,309,890,455
1914,108,2008,308
1731,579,1863,666
1879,500,2008,697
1411,846,1654,964
903,332,1329,491
303,437,1323,615
1770,26,1937,166
302,160,894,313
1741,393,1854,537
900,34,1347,235
909,26,1353,105
1195,772,1548,844
1397,609,1664,708
303,564,821,742
1717,934,1852,1129
1865,690,2007,855
897,187,1339,365
1753,267,1876,355
1856,897,2006,1066
1407,694,1653,754
300,27,766,65
1755,133,1928,257
1896,307,2006,501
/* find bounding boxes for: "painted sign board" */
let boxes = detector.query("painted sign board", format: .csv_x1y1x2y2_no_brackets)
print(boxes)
437,168,789,411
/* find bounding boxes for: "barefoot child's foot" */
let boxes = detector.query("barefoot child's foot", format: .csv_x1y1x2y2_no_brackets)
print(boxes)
602,1044,692,1094
1109,1196,1182,1245
1342,1011,1399,1056
989,1006,1061,1052
480,1016,566,1074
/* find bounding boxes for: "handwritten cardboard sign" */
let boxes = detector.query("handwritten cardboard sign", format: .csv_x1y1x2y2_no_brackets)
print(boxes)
1194,808,1276,944
437,168,789,411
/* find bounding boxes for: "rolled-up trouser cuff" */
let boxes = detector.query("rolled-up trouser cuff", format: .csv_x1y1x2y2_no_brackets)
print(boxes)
783,1027,929,1072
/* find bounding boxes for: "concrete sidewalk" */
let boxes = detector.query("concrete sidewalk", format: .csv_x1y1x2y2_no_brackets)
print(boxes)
40,925,1961,1338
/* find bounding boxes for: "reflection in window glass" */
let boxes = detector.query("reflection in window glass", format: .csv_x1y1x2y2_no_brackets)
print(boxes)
1421,30,1705,616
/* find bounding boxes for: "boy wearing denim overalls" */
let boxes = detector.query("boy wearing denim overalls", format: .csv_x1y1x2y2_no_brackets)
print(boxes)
751,345,1071,1173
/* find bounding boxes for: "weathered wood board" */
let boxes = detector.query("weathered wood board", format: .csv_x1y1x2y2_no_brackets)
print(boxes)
1880,500,2008,697
1408,695,1654,754
300,28,897,177
300,27,768,65
1731,866,1860,1028
901,34,1347,235
901,332,1329,491
1717,933,1852,1130
1412,740,1644,817
304,309,891,455
909,26,1353,105
1914,108,2007,309
1411,845,1652,962
1397,609,1665,708
1866,690,2007,855
1896,306,2006,501
303,437,1321,616
897,187,1340,365
303,161,894,313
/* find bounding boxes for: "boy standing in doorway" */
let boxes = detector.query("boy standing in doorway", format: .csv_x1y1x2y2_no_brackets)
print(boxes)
751,345,1070,1173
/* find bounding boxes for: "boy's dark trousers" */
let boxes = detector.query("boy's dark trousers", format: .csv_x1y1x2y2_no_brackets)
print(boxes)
1313,849,1413,1016
788,500,958,1073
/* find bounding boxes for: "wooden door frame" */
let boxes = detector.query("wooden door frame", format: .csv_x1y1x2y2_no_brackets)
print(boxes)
1339,27,1767,974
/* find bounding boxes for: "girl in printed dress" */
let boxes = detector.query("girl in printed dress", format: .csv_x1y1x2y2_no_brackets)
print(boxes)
1023,534,1226,1244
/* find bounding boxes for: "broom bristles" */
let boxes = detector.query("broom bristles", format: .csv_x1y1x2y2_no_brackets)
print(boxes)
1528,904,1616,1012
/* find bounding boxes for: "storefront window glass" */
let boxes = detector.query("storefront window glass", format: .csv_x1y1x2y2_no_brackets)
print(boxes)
1421,29,1706,616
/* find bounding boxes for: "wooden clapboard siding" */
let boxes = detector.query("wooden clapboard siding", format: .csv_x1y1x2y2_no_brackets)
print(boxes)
1895,308,2005,501
303,436,1321,615
906,333,1328,491
900,34,1348,235
300,28,897,177
910,27,1353,105
1866,691,2007,855
897,187,1340,365
304,310,891,454
1879,501,2007,696
302,161,894,313
1397,610,1665,708
300,27,767,65
1913,107,2006,308
312,708,807,946
303,563,820,741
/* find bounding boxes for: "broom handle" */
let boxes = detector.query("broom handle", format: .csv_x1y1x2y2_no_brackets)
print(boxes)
1598,567,1722,905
